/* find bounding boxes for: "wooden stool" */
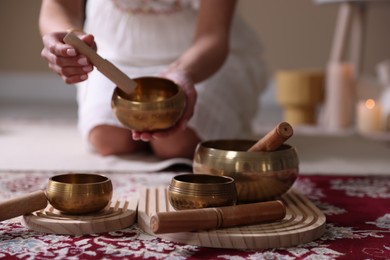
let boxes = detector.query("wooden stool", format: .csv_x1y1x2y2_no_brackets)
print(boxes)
276,69,325,126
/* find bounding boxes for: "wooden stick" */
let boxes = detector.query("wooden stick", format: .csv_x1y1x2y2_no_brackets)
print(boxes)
63,31,137,96
150,200,286,234
0,191,48,222
329,3,353,63
248,122,293,152
349,3,366,75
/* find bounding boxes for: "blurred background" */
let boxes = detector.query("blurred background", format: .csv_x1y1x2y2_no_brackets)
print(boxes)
0,0,390,118
1,0,390,175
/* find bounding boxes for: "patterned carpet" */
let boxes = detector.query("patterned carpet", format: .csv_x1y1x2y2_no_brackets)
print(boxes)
1,103,390,259
1,171,389,259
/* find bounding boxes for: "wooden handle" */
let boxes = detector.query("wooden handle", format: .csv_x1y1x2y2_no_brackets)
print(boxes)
248,122,293,152
150,200,286,234
63,31,137,95
0,191,48,222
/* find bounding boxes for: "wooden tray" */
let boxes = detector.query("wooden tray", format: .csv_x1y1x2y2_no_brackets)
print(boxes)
22,199,137,235
138,186,326,249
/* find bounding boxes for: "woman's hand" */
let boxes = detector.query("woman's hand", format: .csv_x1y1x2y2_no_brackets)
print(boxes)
41,31,96,84
132,0,236,142
132,69,197,142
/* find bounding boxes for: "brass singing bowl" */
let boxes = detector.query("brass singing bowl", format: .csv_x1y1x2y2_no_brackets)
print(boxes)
46,173,113,215
168,174,237,210
193,140,299,203
111,76,186,131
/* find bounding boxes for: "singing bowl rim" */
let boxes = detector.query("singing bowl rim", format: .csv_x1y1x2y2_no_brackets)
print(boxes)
196,139,295,156
112,76,186,110
48,173,111,185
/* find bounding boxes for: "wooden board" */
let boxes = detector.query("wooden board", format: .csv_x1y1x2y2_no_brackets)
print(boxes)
138,186,326,249
22,199,137,235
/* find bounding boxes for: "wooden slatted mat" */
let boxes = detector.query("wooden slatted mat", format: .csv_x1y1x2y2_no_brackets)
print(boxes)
138,186,326,249
22,199,138,235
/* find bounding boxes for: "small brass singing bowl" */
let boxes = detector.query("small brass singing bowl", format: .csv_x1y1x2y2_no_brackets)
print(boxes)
46,173,113,215
193,140,299,203
111,76,186,131
168,173,237,210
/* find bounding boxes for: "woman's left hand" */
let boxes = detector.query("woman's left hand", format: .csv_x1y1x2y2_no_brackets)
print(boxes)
131,69,197,142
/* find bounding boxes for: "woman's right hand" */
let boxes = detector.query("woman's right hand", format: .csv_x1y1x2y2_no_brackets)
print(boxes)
41,31,96,84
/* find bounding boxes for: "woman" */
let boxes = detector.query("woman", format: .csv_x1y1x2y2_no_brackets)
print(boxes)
39,0,266,159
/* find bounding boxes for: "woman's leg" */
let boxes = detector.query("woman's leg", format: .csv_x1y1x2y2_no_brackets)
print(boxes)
89,125,149,156
150,128,200,159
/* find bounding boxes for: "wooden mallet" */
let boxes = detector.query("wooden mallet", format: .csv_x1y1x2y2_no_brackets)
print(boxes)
150,200,286,234
63,31,137,96
248,122,294,152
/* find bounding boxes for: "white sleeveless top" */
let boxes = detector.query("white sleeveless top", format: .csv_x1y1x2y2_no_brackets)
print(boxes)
85,0,261,68
84,0,198,66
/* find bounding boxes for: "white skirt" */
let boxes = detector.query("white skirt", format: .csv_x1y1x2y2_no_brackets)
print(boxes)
77,0,267,145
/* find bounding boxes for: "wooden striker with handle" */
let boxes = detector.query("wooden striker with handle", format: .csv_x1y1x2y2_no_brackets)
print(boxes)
0,191,48,222
248,122,294,152
151,200,286,234
63,31,137,96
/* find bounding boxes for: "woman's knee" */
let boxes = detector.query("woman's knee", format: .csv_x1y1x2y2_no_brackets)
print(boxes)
89,125,146,156
151,129,200,159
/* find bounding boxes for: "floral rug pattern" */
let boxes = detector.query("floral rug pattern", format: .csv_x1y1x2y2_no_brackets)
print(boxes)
0,171,389,259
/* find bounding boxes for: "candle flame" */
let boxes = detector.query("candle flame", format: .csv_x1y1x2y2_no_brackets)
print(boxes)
365,99,376,109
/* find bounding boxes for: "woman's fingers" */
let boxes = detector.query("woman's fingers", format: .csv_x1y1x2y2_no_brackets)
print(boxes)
132,131,154,142
41,32,95,84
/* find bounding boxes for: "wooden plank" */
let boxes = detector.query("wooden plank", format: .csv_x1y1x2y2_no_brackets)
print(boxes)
22,199,137,235
138,187,326,249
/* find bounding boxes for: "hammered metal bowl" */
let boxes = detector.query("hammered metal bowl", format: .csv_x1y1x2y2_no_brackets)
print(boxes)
168,174,237,210
111,76,186,131
193,140,299,203
46,173,113,215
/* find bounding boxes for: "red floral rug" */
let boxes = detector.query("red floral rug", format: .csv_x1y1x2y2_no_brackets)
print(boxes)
0,171,389,259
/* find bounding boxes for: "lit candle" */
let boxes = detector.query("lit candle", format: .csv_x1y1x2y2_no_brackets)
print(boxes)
356,99,382,133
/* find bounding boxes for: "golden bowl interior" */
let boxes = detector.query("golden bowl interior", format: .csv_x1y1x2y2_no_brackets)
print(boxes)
168,174,237,210
111,76,186,131
193,140,299,203
46,173,113,215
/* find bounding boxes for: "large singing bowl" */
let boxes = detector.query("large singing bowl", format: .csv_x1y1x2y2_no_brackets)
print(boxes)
193,140,299,203
111,76,186,131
